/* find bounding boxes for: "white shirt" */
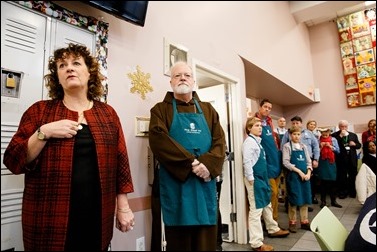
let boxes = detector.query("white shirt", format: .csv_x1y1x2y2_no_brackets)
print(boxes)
274,127,287,135
242,134,263,181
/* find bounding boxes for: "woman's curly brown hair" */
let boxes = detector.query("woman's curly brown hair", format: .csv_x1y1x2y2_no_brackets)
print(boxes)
44,43,104,100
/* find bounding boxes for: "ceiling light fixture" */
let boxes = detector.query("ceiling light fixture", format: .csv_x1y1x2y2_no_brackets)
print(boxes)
365,1,375,7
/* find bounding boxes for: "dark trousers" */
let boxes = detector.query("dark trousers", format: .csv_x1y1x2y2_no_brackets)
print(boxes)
310,157,320,200
320,180,337,203
165,225,217,251
151,169,162,251
216,180,223,247
336,154,357,197
346,163,358,197
310,170,319,200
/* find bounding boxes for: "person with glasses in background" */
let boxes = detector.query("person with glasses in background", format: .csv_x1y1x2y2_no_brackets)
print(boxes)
331,120,362,199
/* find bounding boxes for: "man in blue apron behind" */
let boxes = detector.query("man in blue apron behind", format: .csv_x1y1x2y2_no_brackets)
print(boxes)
149,61,226,251
254,99,282,224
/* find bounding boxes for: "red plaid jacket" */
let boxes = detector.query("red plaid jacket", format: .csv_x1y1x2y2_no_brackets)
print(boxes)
4,100,134,251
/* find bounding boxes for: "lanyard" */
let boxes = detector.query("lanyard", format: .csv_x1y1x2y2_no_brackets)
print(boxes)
342,135,348,144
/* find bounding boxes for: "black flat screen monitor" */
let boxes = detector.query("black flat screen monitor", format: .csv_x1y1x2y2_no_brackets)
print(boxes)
86,1,148,27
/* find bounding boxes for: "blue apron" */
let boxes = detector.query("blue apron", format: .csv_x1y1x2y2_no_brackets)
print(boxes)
249,135,271,209
159,98,216,226
286,142,312,206
261,125,281,178
276,129,285,142
318,158,337,181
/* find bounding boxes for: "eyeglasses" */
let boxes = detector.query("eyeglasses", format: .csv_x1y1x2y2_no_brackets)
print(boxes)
172,73,192,79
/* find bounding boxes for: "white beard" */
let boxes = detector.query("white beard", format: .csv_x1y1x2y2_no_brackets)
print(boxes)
173,84,192,94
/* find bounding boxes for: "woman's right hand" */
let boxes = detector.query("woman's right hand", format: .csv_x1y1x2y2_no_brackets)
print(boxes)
41,119,81,139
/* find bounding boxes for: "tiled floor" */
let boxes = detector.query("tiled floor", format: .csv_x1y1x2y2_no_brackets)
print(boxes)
221,195,362,251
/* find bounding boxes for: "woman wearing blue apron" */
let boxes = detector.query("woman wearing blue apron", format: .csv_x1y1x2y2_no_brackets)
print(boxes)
149,62,226,251
282,126,313,233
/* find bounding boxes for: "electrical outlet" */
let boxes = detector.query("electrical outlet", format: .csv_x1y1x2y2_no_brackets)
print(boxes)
136,236,145,251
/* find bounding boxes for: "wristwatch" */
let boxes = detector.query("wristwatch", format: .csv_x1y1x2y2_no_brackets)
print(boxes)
37,127,47,141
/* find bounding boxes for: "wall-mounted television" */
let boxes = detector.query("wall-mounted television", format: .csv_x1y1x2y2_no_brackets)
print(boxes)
85,1,149,27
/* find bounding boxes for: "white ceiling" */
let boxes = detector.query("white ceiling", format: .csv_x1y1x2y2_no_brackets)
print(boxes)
290,1,375,27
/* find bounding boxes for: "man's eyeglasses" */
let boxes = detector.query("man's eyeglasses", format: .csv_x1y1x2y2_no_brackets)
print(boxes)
172,73,192,79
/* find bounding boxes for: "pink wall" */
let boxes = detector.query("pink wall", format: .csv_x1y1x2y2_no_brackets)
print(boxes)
49,2,375,250
283,21,375,131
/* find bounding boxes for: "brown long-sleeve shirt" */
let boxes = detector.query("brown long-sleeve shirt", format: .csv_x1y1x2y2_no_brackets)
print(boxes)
148,91,226,182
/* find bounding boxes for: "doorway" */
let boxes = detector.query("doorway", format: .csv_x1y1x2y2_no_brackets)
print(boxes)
193,59,246,244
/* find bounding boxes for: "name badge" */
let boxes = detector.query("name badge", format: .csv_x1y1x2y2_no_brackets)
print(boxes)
345,146,350,151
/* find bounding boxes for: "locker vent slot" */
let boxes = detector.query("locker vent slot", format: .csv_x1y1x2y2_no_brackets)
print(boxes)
4,18,38,54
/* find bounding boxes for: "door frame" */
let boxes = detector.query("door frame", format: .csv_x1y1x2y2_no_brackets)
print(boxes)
192,59,247,244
